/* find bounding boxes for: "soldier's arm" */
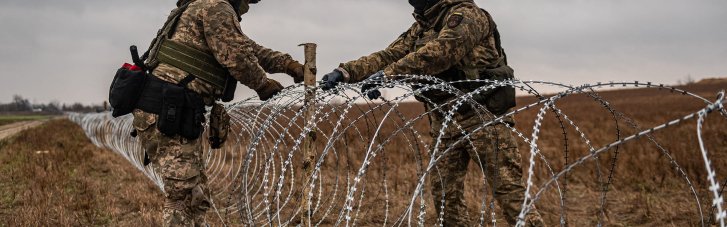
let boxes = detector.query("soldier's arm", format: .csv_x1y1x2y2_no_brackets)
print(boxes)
339,24,418,83
202,2,268,90
382,5,486,77
249,40,295,74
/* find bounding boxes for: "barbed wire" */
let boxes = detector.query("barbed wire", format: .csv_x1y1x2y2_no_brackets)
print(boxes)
68,77,726,226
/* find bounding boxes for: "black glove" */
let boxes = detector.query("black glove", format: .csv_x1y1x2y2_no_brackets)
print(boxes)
361,70,386,100
322,69,344,91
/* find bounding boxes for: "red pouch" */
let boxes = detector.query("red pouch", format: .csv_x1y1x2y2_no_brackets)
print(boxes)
122,63,142,71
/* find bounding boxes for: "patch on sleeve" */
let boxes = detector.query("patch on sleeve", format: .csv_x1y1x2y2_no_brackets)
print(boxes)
447,13,464,28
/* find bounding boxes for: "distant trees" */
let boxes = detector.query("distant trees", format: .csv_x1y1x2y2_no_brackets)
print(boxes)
0,95,33,112
11,95,32,112
62,102,105,113
677,74,696,86
0,95,106,114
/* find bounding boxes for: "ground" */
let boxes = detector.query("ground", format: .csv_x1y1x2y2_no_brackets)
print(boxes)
0,115,49,126
0,120,163,226
1,79,726,226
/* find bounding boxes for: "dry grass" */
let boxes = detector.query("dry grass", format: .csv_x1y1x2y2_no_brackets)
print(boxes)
0,120,162,226
510,81,727,226
1,79,725,226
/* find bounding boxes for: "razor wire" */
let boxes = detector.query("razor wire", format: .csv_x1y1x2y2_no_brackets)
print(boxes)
67,77,727,226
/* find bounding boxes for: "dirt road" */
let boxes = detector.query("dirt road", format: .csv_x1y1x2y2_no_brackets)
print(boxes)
0,120,46,141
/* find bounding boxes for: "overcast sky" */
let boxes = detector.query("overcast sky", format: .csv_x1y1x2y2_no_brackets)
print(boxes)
0,0,725,104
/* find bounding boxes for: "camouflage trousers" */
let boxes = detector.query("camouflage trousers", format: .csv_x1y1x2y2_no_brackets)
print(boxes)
133,110,211,227
429,113,544,226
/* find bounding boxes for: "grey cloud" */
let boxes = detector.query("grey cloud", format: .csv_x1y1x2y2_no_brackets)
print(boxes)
0,0,725,104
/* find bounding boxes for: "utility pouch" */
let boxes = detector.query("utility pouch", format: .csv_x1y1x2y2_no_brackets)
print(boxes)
221,75,237,102
179,92,205,140
109,64,147,117
479,65,516,115
208,103,230,149
486,85,515,115
158,84,186,137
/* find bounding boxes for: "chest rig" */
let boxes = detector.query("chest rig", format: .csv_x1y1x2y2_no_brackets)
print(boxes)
142,1,237,102
413,5,516,116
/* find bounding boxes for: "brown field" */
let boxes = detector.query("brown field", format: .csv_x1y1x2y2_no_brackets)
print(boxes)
0,120,164,226
1,79,726,226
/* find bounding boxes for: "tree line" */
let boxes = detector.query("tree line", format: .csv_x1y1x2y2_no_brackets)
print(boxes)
0,95,107,115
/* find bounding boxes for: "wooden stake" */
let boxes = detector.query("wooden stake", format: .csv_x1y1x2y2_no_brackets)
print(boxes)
299,43,317,226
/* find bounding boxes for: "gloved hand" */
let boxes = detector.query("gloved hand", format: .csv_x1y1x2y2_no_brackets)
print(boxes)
321,69,344,91
255,78,284,101
286,61,305,83
361,70,386,100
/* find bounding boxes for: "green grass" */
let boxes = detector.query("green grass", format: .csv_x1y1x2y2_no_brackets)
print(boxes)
0,115,49,126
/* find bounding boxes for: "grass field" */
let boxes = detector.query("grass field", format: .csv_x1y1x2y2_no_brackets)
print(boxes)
1,79,726,226
0,120,163,226
0,115,50,126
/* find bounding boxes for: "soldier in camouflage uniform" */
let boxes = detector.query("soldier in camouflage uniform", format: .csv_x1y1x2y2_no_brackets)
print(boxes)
322,0,544,226
133,0,305,225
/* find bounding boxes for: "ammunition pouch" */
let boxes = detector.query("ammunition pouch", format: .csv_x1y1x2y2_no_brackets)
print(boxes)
109,67,148,117
413,64,516,116
478,64,516,116
208,103,231,149
136,76,206,140
413,67,467,104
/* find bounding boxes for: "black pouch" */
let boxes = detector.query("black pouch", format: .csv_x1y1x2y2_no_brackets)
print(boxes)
109,68,147,117
480,65,516,115
179,92,205,140
221,75,237,102
482,86,515,115
158,84,185,137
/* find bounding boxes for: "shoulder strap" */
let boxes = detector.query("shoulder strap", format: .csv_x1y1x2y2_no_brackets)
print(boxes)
141,2,193,69
481,8,507,66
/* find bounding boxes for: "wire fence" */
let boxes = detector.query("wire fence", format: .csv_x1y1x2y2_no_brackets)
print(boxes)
69,77,727,226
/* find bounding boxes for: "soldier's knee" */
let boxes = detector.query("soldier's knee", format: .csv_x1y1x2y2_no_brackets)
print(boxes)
163,164,203,195
190,185,211,213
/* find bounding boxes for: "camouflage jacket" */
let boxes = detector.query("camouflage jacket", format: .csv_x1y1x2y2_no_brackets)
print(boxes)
339,0,500,83
153,0,294,102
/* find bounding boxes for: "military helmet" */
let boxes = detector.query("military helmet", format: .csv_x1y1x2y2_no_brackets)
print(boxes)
409,0,439,14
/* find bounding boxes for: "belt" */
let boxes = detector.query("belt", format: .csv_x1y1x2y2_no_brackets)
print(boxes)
136,76,203,115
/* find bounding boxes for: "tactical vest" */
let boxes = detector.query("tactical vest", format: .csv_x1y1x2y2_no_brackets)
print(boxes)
141,1,237,102
414,6,516,116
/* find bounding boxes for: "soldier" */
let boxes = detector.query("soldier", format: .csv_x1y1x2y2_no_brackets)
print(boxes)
321,0,545,226
131,0,305,225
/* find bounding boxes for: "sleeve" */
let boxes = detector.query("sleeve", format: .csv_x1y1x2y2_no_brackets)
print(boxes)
339,23,419,82
250,40,295,74
382,5,486,77
202,2,268,90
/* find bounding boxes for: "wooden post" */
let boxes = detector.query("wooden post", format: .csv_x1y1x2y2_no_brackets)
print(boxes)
299,43,317,226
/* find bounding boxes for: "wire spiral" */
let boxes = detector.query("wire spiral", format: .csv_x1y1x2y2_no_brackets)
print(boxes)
69,77,727,226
